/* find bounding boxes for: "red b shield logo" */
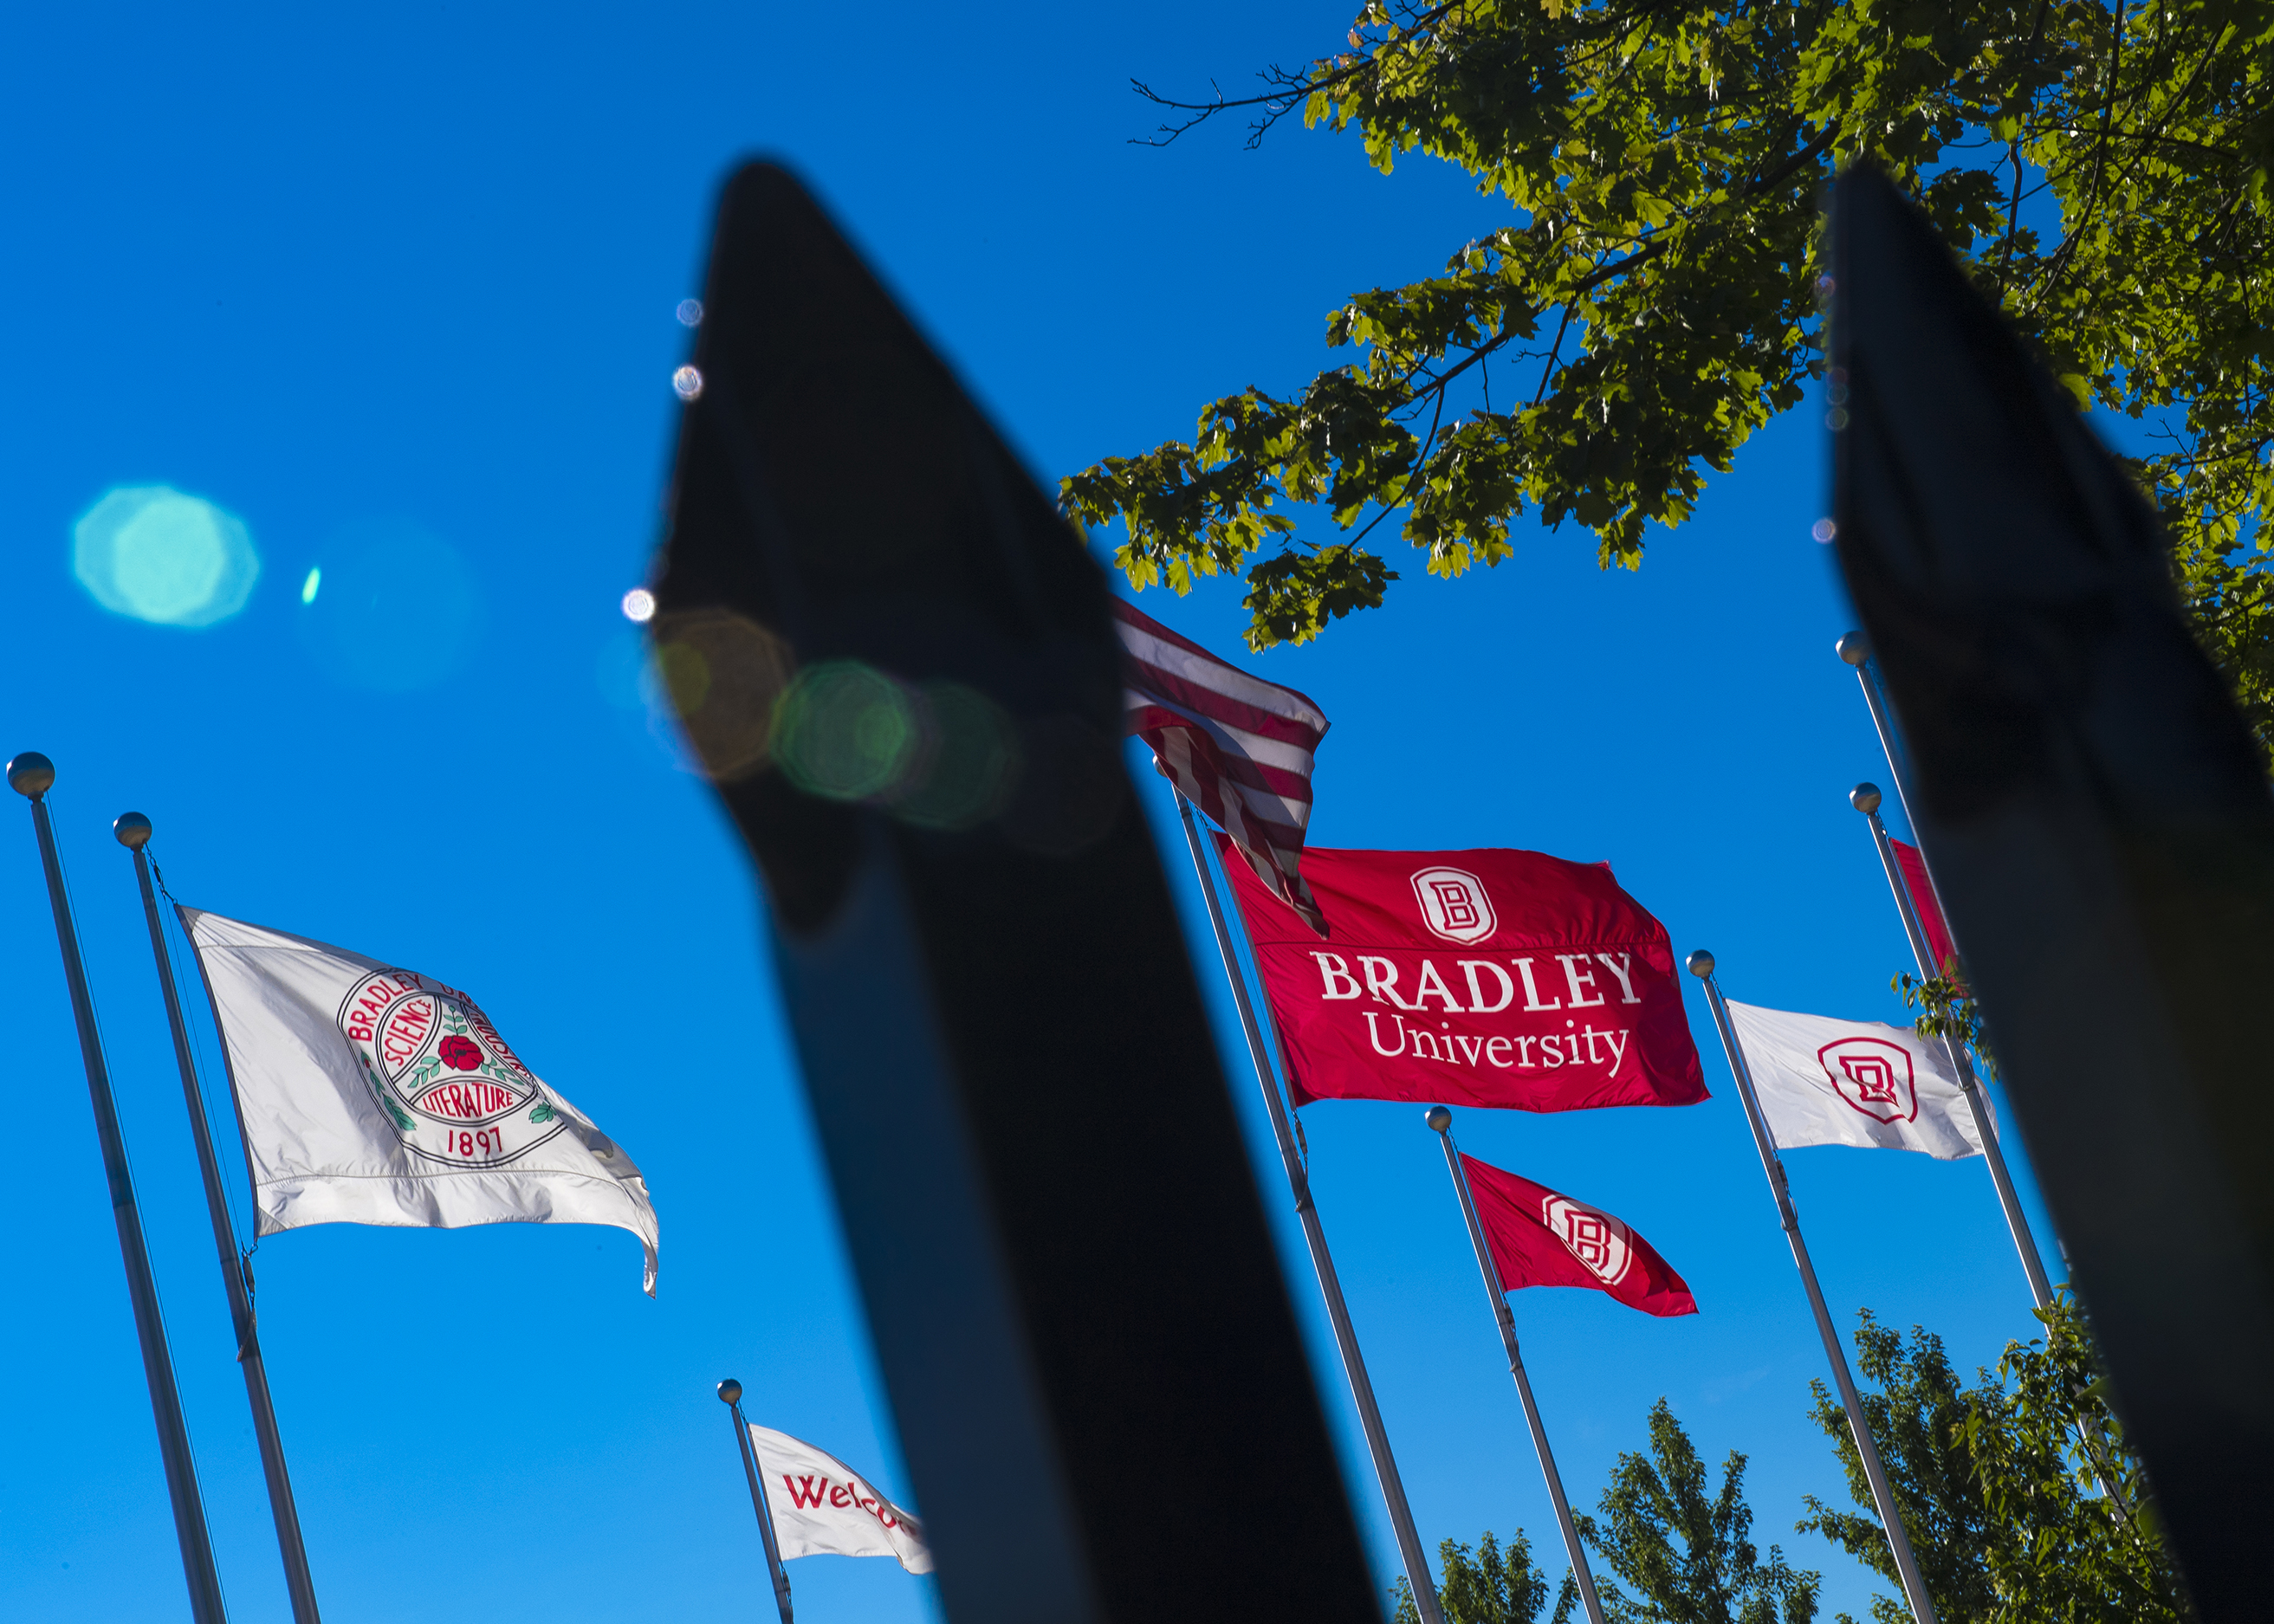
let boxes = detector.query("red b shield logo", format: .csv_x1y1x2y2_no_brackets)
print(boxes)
1816,1037,1921,1124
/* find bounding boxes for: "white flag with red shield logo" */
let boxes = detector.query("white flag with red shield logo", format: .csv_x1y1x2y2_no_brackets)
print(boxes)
748,1425,932,1574
1725,1000,1985,1160
182,908,660,1293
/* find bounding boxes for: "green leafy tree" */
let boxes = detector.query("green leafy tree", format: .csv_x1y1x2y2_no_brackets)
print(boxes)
1891,971,1982,1069
1392,1529,1580,1624
1799,1303,2190,1622
1797,1313,2003,1622
1576,1398,1821,1623
1067,1,2274,755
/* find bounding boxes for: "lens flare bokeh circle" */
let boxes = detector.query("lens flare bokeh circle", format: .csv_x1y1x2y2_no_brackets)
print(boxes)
72,485,260,628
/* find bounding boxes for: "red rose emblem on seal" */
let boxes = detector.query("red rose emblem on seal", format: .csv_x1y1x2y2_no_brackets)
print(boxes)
438,1034,483,1071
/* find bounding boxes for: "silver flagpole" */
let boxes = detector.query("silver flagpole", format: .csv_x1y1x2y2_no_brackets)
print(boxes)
1422,1108,1607,1624
1836,632,1920,833
115,814,323,1624
1172,793,1447,1624
717,1381,795,1624
1687,948,1939,1624
8,754,229,1624
1847,784,2054,1309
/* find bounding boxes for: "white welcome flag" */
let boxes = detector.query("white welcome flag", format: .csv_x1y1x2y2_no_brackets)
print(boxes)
748,1425,932,1574
184,908,659,1294
1725,1000,1986,1161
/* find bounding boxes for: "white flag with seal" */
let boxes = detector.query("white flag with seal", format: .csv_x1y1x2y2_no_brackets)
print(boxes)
748,1425,931,1574
1725,999,1985,1160
183,908,659,1293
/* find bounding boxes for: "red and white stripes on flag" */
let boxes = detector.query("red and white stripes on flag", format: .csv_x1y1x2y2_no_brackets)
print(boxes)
1112,598,1330,935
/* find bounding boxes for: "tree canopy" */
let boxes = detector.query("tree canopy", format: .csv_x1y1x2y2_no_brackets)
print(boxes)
1799,1302,2189,1622
1578,1398,1823,1623
1066,0,2274,746
1391,1529,1579,1624
1392,1402,1817,1623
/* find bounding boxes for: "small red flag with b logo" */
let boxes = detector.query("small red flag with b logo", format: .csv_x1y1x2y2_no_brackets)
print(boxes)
1463,1155,1696,1317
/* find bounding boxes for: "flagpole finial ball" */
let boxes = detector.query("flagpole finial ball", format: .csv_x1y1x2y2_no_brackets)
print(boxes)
716,1379,743,1406
1836,631,1870,666
114,812,153,849
6,752,55,799
1686,949,1716,979
1850,783,1882,815
1425,1106,1452,1134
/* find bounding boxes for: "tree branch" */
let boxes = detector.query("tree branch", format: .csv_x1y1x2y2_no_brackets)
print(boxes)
1533,302,1578,404
1126,4,1460,149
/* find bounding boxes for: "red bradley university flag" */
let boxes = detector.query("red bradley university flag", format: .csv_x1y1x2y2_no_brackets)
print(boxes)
1222,841,1707,1111
1464,1155,1695,1317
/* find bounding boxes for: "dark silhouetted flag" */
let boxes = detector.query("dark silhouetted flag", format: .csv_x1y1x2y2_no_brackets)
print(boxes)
1831,163,2274,1609
656,164,1383,1624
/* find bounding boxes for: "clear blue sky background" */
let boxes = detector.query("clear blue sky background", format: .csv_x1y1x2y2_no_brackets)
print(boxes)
2,6,2070,1621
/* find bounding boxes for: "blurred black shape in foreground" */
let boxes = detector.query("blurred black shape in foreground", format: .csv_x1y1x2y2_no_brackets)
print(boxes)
1830,164,2274,1617
652,161,1381,1624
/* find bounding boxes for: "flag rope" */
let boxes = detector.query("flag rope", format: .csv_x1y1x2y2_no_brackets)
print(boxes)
128,829,326,1624
63,819,233,1611
150,855,262,1267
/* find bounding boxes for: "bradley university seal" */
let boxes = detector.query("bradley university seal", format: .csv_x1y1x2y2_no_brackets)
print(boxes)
338,968,568,1167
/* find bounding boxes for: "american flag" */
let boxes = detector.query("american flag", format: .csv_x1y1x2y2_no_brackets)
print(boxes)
1112,598,1330,935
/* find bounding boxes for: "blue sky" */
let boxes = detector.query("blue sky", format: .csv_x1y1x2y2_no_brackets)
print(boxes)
2,6,2066,1621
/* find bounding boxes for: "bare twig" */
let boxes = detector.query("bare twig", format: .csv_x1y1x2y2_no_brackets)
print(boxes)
1126,3,1462,148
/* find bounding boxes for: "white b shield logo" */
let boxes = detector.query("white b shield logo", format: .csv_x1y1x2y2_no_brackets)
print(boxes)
1817,1038,1921,1124
1411,866,1496,944
1541,1194,1635,1285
